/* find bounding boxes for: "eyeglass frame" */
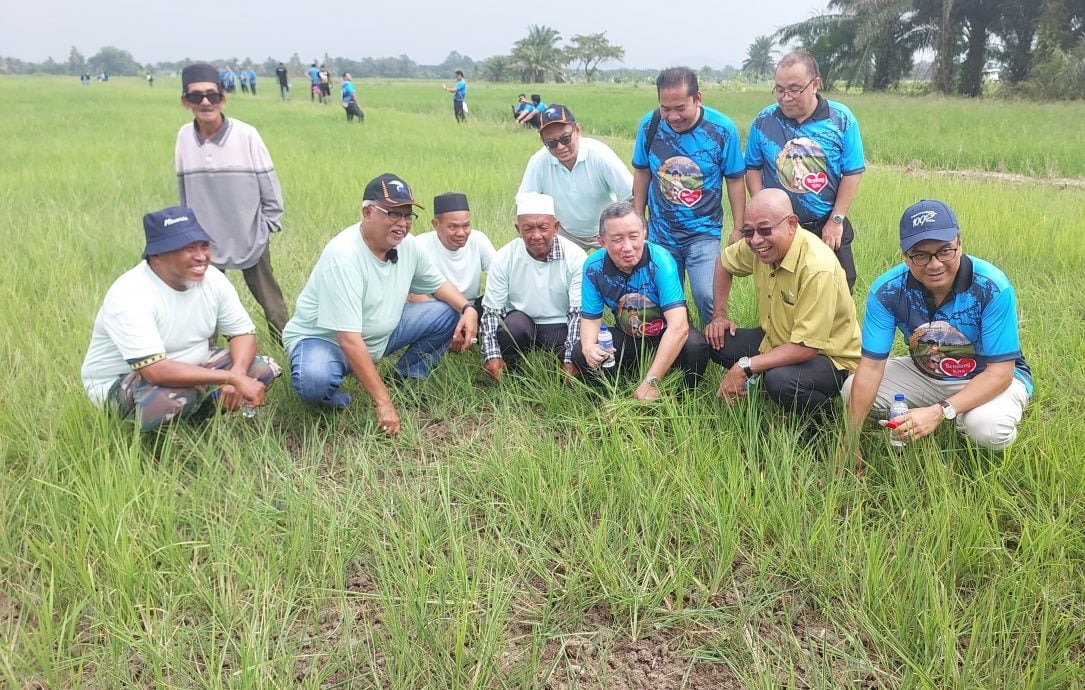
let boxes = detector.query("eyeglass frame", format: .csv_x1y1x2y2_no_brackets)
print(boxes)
772,77,817,99
184,90,225,105
739,214,792,239
369,205,418,222
906,243,960,266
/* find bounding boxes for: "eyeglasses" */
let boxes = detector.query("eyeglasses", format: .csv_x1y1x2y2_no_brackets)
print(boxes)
740,215,791,239
543,132,574,150
772,78,816,99
907,245,959,266
370,205,418,222
184,91,224,105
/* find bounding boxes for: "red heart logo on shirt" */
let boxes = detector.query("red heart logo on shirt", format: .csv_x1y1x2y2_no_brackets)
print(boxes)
640,319,665,337
938,357,977,378
677,188,702,207
802,172,828,193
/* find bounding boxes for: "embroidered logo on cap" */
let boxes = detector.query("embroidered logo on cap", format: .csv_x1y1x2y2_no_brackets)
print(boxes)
163,216,190,226
911,210,938,226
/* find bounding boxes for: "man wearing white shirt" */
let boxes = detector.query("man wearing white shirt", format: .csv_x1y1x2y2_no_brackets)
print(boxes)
517,104,634,251
410,192,496,312
480,193,586,382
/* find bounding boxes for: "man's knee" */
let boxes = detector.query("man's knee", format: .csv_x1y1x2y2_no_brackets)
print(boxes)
959,410,1020,451
247,356,283,388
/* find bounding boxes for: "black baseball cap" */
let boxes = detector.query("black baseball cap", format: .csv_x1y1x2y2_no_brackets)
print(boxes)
362,173,423,208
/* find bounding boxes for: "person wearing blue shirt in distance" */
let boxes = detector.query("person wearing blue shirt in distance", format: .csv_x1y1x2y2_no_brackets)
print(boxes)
572,200,709,401
307,63,322,103
442,70,467,122
512,93,531,121
516,94,546,128
842,199,1033,467
246,68,257,96
341,73,364,123
238,68,249,94
744,50,865,291
632,67,747,328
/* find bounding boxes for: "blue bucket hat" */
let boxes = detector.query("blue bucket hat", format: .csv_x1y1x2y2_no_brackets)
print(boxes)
143,206,213,258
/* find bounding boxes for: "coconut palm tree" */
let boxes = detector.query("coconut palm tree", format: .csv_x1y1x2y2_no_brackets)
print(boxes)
742,36,777,80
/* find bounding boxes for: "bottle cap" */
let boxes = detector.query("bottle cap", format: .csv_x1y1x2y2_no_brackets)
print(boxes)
894,393,905,401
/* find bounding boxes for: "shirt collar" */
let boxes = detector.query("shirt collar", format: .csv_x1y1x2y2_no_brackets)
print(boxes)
601,244,651,277
192,115,230,145
777,225,810,274
773,93,830,124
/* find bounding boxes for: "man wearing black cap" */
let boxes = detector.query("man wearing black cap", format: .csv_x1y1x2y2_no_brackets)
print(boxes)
282,174,479,436
81,206,281,432
176,62,289,343
410,192,496,313
517,104,633,251
842,199,1032,457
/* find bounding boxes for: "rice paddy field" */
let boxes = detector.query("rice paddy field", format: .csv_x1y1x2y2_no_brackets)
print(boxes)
1,76,1083,689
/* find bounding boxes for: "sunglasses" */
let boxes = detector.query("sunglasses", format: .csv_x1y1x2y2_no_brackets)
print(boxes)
739,215,791,239
184,91,224,105
543,132,574,150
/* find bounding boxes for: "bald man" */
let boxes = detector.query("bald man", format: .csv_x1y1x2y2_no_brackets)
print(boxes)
706,188,861,414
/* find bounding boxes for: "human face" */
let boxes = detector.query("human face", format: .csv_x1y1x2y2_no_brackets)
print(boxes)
600,213,646,273
540,123,580,167
904,237,963,295
182,81,226,131
516,214,559,261
149,241,212,291
658,86,702,133
740,206,796,265
432,210,472,251
773,63,820,121
363,203,416,254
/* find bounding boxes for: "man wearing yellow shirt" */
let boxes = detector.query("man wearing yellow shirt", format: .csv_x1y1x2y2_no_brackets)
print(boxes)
705,188,860,413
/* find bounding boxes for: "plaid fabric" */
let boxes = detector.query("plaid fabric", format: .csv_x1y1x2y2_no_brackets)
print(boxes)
563,308,581,364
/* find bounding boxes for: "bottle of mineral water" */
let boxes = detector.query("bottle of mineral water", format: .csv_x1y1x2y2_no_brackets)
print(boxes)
888,393,907,448
241,403,258,419
598,325,615,369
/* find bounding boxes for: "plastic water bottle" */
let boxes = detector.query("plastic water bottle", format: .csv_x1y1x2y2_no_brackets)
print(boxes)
241,403,258,419
598,326,615,369
888,393,908,448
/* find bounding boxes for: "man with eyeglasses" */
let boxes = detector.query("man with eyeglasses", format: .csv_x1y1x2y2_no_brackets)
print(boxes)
842,199,1032,457
175,63,289,345
517,105,634,251
743,50,865,292
632,66,746,329
707,189,860,416
282,174,479,436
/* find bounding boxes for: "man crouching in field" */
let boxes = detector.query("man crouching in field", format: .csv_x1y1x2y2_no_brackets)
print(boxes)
842,199,1033,460
81,207,281,431
281,174,479,436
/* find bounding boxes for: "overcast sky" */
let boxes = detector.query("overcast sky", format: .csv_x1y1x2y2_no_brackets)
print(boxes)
4,0,826,69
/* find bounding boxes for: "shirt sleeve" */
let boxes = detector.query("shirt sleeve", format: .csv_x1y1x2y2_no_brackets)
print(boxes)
250,130,284,234
859,287,897,359
720,240,755,278
477,232,497,272
653,249,687,311
744,118,765,170
977,284,1023,362
580,262,605,320
210,270,257,338
631,113,651,170
100,291,166,367
721,120,746,178
840,111,866,175
599,144,635,199
408,246,448,295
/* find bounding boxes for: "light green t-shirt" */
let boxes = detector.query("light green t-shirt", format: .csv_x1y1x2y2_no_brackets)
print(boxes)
282,224,446,361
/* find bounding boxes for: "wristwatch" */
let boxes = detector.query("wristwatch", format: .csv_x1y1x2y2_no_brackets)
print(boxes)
830,213,845,224
644,375,661,388
938,400,957,420
737,356,754,378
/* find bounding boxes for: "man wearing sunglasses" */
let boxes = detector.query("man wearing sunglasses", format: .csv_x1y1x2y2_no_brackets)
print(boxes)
707,189,860,416
517,105,634,251
744,51,865,292
842,200,1032,458
176,62,289,344
282,174,479,437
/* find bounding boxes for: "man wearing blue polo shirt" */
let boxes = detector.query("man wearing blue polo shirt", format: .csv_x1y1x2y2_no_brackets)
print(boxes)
442,70,467,123
843,199,1032,455
632,67,747,327
745,50,864,291
572,200,709,401
307,63,322,103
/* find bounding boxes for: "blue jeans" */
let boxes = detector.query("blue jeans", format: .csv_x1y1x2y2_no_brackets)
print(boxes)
662,236,721,328
289,301,458,408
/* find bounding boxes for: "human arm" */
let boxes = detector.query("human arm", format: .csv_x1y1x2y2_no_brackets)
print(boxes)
724,176,746,243
821,173,862,250
578,317,612,370
431,281,478,353
704,257,737,350
634,307,689,401
251,133,285,233
632,168,651,219
716,341,820,403
138,334,266,409
336,330,400,435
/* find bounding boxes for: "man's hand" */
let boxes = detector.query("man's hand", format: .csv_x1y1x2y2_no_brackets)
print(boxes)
715,364,748,405
483,357,506,382
583,343,613,370
560,362,579,386
450,307,478,352
230,374,267,408
880,404,942,444
634,381,662,402
704,315,737,350
821,219,844,250
376,400,401,437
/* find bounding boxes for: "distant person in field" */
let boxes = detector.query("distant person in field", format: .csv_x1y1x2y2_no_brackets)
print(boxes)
239,68,249,94
80,206,281,432
319,65,331,104
517,104,634,251
442,70,467,123
81,72,91,85
308,62,323,103
572,201,709,400
480,193,585,382
632,66,746,327
409,192,496,313
175,62,289,343
842,199,1032,459
223,66,237,93
283,173,479,435
745,50,865,291
341,72,364,123
275,63,289,100
707,189,860,415
147,73,155,87
516,94,546,128
246,67,257,96
512,93,531,121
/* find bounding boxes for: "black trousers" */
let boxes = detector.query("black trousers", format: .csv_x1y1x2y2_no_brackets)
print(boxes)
802,216,856,292
496,311,567,367
345,102,364,122
453,100,466,122
571,324,709,389
709,327,847,413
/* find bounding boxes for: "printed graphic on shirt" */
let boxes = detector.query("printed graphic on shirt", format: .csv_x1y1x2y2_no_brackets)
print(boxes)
616,292,665,337
657,156,703,208
907,320,978,380
775,137,829,195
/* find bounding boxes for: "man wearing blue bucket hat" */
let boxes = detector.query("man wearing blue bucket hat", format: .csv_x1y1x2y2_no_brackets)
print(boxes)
81,206,281,431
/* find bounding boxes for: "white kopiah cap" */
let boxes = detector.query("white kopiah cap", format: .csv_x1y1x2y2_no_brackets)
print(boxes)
515,192,556,217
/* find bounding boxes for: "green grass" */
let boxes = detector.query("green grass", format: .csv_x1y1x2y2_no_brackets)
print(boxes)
0,76,1082,688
